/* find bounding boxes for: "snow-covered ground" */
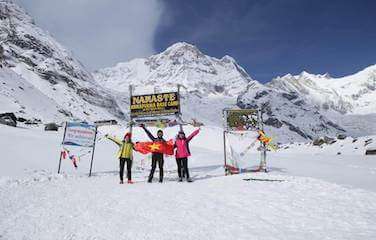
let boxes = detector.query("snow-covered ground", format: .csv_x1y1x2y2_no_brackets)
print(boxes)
1,124,376,239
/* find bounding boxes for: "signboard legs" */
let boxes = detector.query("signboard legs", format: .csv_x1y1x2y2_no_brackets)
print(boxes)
258,109,267,172
222,108,268,174
129,84,134,135
88,126,98,177
223,130,228,175
58,122,68,174
58,122,98,176
177,84,184,132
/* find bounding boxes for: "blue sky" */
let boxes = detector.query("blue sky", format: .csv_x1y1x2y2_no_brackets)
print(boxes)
18,0,376,83
156,0,376,82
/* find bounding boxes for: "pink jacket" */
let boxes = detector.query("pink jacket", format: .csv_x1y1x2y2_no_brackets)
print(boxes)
174,129,200,158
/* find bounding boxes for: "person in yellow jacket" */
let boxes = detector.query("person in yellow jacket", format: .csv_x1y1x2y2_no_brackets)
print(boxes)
106,132,135,184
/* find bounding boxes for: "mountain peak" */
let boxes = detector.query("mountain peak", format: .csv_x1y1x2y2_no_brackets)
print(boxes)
299,70,314,77
322,73,331,78
221,55,236,63
165,42,199,52
298,71,332,79
159,42,204,61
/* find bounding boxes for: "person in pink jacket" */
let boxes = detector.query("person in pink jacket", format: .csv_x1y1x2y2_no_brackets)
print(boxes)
174,128,200,182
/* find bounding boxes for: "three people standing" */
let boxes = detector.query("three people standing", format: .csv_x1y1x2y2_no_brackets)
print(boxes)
106,126,200,184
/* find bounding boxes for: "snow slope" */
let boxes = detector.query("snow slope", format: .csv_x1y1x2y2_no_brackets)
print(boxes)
0,67,62,121
0,124,376,239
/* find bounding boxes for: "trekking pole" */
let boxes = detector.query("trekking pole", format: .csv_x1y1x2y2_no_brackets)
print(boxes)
177,84,183,132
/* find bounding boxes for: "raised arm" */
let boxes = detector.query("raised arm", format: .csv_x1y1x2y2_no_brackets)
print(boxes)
187,128,200,142
105,135,122,146
141,125,156,141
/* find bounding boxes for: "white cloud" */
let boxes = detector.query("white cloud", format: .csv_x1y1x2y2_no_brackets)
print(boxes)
16,0,165,70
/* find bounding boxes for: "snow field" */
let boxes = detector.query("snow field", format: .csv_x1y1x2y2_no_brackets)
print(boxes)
1,172,375,240
1,124,376,239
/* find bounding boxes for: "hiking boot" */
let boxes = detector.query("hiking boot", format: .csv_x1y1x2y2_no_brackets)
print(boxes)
127,180,134,184
187,178,193,182
119,180,124,184
178,178,183,182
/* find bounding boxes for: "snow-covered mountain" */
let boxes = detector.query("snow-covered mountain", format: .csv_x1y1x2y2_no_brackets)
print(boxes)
268,66,376,115
94,42,252,96
94,42,349,142
1,0,374,142
93,42,254,126
267,66,376,138
237,84,346,142
0,0,124,122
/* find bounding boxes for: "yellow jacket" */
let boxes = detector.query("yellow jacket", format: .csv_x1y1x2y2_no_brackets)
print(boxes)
106,136,134,159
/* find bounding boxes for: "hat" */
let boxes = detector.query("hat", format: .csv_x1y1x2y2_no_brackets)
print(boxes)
124,132,132,138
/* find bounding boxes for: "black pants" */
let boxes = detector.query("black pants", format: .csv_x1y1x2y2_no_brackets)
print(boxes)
149,155,164,182
176,157,189,179
119,158,132,181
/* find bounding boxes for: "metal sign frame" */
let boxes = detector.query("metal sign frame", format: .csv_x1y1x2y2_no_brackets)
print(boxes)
130,91,181,119
57,122,98,176
224,108,260,132
129,84,184,133
222,108,266,175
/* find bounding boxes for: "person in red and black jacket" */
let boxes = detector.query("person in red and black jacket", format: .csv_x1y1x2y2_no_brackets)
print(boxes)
140,124,166,183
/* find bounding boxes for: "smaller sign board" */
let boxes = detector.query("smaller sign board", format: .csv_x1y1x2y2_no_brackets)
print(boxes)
130,92,180,118
225,109,259,131
63,122,96,147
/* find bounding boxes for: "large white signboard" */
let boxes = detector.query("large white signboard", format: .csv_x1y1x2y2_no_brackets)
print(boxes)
63,122,96,148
